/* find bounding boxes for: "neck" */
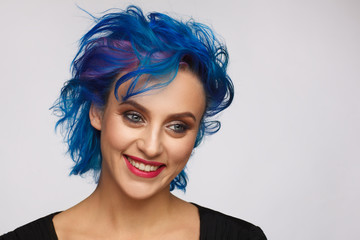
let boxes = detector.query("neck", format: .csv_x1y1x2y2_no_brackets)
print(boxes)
78,174,180,233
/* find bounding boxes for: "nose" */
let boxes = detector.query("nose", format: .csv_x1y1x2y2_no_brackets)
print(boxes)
136,125,164,158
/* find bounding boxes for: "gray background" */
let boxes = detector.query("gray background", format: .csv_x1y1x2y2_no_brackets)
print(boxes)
1,0,359,239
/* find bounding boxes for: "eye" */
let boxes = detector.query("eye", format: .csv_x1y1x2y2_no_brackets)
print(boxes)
123,111,144,124
168,122,189,134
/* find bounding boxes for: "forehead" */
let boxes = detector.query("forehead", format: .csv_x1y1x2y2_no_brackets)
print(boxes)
114,69,206,118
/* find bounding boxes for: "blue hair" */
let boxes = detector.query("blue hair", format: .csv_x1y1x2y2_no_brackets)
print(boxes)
52,6,234,191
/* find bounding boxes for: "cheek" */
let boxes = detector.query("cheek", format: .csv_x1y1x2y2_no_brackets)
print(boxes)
100,117,137,155
166,136,196,166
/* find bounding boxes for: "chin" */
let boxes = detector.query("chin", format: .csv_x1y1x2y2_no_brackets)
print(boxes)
118,181,171,201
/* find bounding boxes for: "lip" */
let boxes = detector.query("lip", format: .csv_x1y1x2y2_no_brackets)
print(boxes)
123,155,165,178
126,155,164,166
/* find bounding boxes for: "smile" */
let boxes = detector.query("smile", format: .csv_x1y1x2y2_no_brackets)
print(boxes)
124,155,165,178
128,159,160,172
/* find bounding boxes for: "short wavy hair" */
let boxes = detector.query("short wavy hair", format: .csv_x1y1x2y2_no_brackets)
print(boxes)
52,5,234,191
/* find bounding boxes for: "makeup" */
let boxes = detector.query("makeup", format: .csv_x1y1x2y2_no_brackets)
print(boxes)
124,155,165,178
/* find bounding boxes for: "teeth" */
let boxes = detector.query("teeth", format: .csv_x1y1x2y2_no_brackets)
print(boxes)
129,158,160,172
139,163,145,171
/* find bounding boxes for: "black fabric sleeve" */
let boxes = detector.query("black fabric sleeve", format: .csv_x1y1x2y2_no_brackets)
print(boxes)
0,213,59,240
193,203,267,240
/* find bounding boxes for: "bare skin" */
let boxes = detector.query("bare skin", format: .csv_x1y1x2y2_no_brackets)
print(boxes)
53,185,200,240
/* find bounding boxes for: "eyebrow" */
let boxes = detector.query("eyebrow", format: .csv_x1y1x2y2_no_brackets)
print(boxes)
120,100,197,121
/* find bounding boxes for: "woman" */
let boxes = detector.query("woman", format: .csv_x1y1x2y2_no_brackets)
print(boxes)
1,6,266,240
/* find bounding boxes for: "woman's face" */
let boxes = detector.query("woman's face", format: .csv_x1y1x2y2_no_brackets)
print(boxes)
90,69,206,200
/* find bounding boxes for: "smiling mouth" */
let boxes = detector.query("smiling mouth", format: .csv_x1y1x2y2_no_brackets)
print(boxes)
128,159,160,172
124,155,165,173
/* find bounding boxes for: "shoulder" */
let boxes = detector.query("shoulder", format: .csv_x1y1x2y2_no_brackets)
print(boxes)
192,203,267,240
0,213,59,240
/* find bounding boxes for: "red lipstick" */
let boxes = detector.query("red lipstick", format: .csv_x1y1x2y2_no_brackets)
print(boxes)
123,155,165,178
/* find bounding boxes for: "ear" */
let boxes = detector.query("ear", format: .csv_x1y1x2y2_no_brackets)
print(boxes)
89,104,102,131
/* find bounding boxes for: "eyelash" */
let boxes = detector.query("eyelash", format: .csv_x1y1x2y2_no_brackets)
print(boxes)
167,123,189,134
123,111,144,124
123,111,190,134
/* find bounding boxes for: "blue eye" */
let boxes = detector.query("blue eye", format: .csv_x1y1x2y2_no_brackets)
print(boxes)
124,112,143,123
168,123,188,133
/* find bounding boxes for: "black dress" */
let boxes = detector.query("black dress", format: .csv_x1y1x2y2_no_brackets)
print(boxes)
0,204,267,240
